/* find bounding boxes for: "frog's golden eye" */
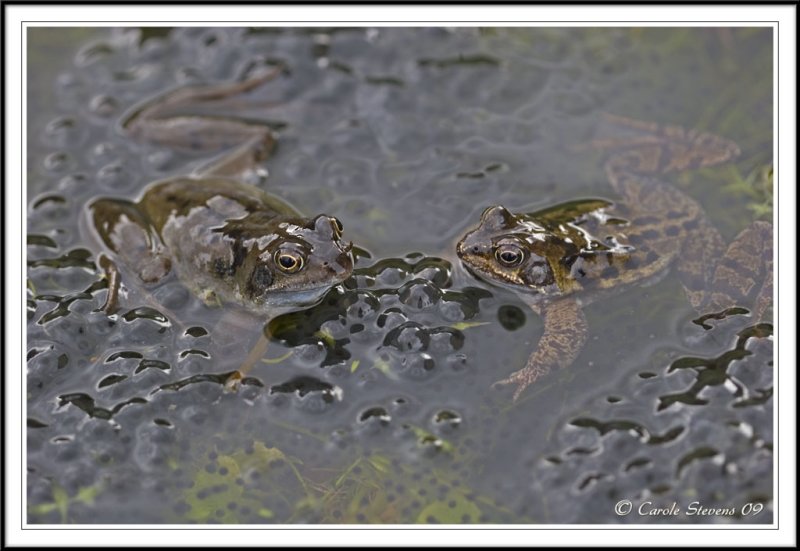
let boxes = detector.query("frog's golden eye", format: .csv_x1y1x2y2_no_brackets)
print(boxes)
275,250,305,273
495,244,524,267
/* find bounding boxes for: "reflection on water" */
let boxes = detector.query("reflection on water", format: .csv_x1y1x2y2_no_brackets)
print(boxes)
27,26,773,524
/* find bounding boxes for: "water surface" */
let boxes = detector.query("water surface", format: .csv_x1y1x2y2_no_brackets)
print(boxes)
26,26,773,524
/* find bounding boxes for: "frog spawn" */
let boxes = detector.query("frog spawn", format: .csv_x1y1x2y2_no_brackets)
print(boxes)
265,253,489,401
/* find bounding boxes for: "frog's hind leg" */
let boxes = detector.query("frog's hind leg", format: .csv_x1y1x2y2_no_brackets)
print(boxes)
123,65,284,137
676,217,726,314
195,131,276,180
591,113,741,192
122,66,283,181
699,221,773,325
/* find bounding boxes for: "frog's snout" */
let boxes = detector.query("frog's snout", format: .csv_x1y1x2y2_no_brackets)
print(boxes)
456,232,486,261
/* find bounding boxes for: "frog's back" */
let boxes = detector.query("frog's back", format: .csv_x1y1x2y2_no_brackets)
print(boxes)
563,176,712,299
140,177,302,233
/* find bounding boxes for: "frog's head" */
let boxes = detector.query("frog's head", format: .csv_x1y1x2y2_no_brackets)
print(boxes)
457,206,566,297
231,214,354,311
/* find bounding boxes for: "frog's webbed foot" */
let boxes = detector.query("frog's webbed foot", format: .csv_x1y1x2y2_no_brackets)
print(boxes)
493,298,587,402
492,363,552,402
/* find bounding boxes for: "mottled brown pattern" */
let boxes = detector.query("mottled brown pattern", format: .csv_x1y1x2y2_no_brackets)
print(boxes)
708,221,773,320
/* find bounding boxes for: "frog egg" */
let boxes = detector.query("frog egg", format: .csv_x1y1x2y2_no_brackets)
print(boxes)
432,409,462,434
29,193,69,218
27,345,63,400
43,116,84,149
293,341,328,366
268,376,341,414
293,386,339,414
375,307,408,331
498,304,527,331
51,435,82,464
398,279,442,310
345,291,381,322
357,406,392,433
390,396,413,416
56,71,82,93
42,312,96,356
446,353,468,372
396,352,436,380
57,173,88,193
412,260,452,287
88,141,119,166
383,321,430,352
88,94,119,118
43,152,74,173
97,161,134,191
428,328,464,354
133,423,175,472
438,299,467,322
319,317,349,340
75,41,115,68
375,266,408,287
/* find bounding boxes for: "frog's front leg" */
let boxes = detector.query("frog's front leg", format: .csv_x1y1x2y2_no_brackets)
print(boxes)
97,253,121,314
493,297,587,401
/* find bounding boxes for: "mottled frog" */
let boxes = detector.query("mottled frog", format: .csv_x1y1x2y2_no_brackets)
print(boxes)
457,114,773,400
84,66,354,317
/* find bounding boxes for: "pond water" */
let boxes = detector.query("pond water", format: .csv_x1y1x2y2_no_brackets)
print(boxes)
26,27,774,524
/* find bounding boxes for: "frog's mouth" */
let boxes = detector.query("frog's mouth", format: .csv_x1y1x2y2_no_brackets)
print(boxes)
457,252,530,291
257,285,336,312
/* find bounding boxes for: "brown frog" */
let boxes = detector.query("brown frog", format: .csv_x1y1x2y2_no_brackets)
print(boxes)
82,67,354,385
457,114,773,400
84,66,354,317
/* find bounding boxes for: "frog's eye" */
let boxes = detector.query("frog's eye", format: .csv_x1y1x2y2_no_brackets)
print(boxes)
275,250,305,273
495,244,524,267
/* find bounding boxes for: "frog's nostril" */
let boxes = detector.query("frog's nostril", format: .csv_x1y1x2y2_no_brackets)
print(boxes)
472,246,479,253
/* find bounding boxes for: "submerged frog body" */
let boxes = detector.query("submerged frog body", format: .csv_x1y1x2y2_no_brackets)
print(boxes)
457,114,773,400
85,66,354,316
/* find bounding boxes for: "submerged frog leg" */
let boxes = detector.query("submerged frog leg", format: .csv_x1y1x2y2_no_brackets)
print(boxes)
224,321,273,392
493,297,587,401
97,253,121,314
122,66,282,180
591,112,741,174
195,132,275,179
89,198,172,286
122,65,283,137
676,217,726,311
700,220,774,323
592,114,740,194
